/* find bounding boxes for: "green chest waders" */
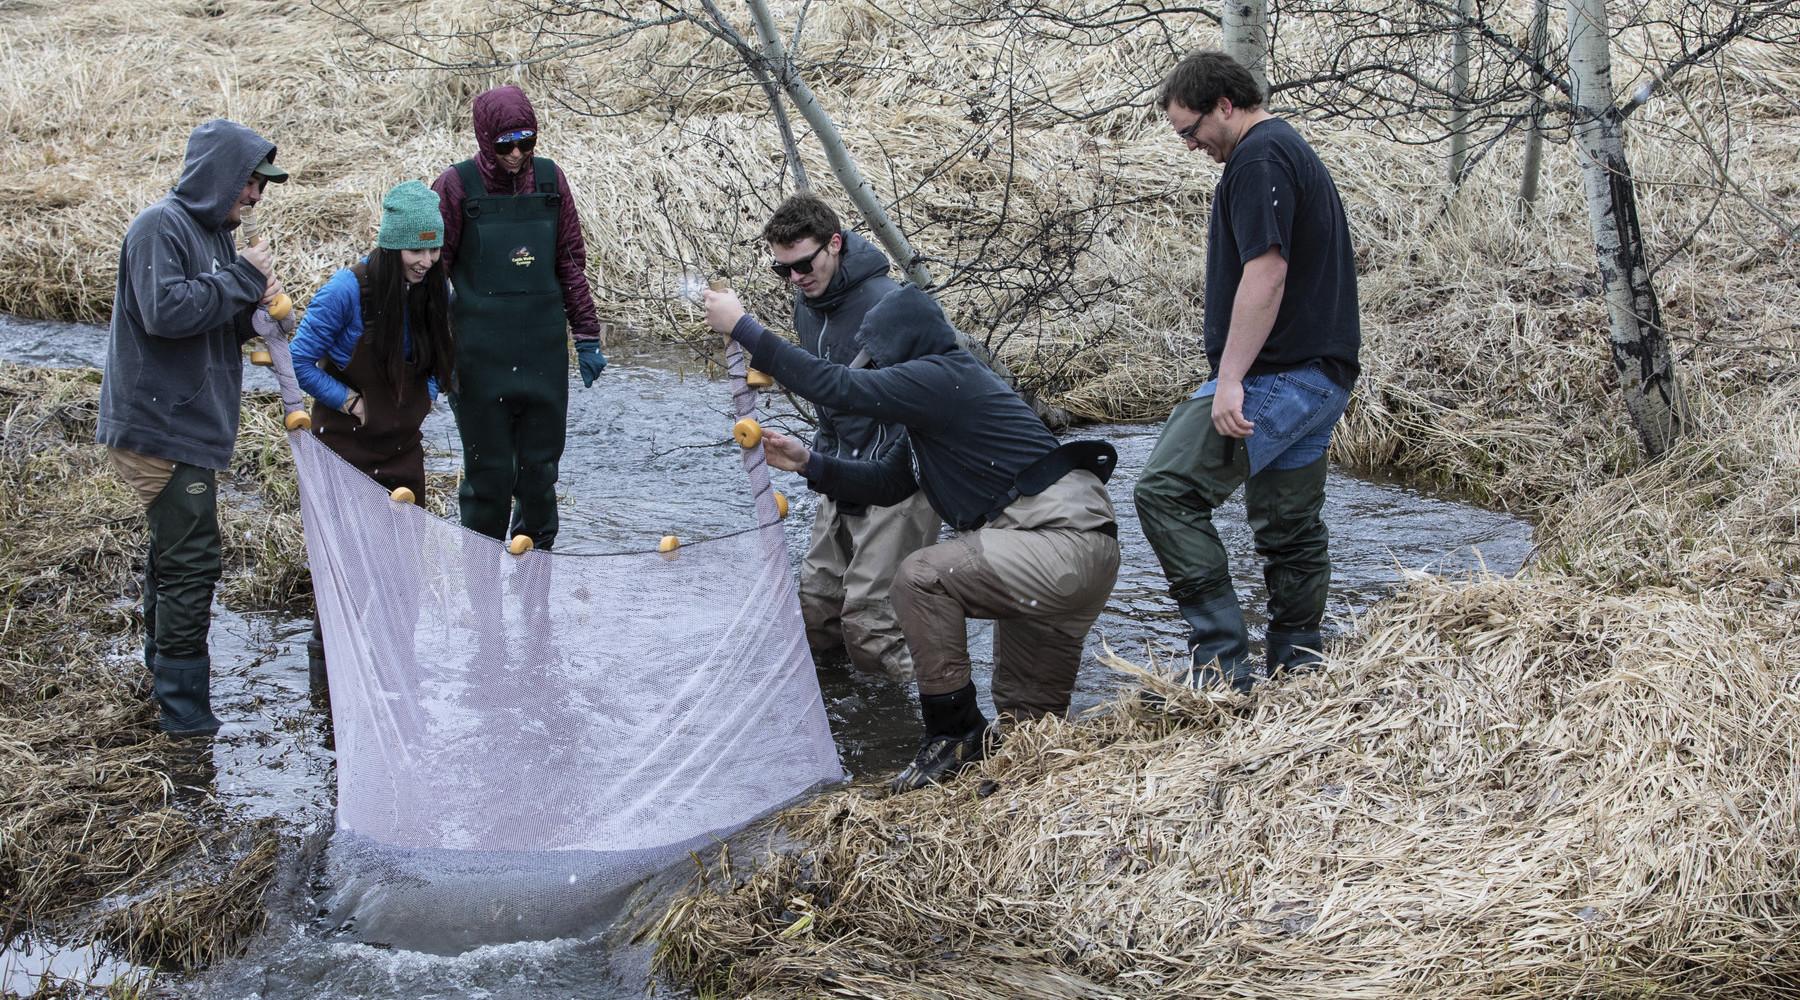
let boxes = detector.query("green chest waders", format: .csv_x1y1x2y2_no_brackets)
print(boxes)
449,157,570,548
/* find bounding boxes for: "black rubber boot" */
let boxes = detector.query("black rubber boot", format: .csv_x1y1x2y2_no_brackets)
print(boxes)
1180,592,1254,692
306,611,330,708
890,683,989,794
142,543,158,686
306,638,330,709
1266,628,1324,677
152,653,222,737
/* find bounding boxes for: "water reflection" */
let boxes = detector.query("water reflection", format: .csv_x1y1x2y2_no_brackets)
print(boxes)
0,315,1532,998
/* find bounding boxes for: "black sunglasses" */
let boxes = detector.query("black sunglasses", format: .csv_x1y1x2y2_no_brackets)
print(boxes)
492,136,537,156
770,242,830,279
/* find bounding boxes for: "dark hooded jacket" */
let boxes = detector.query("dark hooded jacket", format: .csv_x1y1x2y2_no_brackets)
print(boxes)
734,285,1060,530
791,230,902,473
96,119,274,470
430,85,601,342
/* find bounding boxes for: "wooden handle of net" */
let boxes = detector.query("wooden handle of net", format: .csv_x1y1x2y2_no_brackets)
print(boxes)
241,215,292,321
710,277,773,388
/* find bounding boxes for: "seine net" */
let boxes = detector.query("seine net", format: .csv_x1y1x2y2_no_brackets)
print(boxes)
257,328,843,950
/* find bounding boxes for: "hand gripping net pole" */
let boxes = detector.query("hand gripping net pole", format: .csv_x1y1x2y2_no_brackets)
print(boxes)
257,329,843,950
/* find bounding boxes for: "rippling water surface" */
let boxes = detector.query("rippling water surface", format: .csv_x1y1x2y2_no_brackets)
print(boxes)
0,314,1531,998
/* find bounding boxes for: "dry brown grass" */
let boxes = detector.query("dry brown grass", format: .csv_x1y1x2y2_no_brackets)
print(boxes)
0,0,1797,994
95,827,279,971
651,393,1800,999
0,365,304,968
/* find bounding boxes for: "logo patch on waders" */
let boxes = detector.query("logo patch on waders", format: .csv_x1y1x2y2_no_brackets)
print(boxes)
510,246,536,268
185,482,208,495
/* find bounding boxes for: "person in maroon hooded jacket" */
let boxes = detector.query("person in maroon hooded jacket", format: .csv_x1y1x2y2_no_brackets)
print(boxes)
432,85,606,550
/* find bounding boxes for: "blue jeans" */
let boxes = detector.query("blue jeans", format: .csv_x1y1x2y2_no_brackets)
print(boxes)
1135,363,1350,624
1192,363,1350,476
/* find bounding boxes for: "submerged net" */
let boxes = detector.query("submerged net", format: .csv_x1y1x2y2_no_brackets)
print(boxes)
257,328,843,951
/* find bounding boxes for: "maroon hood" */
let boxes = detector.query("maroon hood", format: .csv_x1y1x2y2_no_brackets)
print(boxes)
472,85,540,191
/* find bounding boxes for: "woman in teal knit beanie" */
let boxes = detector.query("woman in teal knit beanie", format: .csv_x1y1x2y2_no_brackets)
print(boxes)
290,179,457,700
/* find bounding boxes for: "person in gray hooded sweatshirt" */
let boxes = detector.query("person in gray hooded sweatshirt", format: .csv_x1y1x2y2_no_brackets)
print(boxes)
97,118,289,736
759,194,939,683
706,284,1120,793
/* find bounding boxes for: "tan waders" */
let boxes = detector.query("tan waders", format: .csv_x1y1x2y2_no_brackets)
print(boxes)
891,470,1120,723
798,491,940,681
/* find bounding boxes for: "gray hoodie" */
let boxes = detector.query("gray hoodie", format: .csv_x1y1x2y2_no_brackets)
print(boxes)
790,231,901,462
97,119,274,470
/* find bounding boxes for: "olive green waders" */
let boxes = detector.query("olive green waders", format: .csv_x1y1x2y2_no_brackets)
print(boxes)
448,157,570,549
1133,393,1332,688
111,450,225,735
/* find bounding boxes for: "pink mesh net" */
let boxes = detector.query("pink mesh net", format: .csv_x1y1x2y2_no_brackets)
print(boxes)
258,327,843,949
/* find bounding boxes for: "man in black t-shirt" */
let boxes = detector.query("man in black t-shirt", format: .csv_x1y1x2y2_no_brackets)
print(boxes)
1134,49,1362,692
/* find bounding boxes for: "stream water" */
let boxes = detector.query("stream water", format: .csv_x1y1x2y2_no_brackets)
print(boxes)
0,314,1532,998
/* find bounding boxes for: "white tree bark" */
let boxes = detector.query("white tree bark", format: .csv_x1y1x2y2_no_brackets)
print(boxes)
1222,0,1270,98
1518,0,1550,210
742,0,1052,419
746,0,932,289
1449,0,1472,185
1565,0,1689,456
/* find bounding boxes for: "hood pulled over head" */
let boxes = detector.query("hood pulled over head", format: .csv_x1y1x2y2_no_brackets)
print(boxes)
170,119,276,231
472,85,539,174
854,286,959,367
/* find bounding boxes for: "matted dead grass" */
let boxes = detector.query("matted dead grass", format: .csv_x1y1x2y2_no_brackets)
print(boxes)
651,388,1800,999
0,0,1796,994
0,365,304,969
0,0,1794,510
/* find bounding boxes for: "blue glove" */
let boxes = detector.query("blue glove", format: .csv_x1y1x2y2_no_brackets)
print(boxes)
576,340,608,387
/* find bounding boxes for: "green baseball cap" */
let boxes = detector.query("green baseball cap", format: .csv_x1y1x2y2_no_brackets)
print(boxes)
251,156,289,183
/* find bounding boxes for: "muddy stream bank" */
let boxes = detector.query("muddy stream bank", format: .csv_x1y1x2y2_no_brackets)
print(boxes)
0,314,1530,998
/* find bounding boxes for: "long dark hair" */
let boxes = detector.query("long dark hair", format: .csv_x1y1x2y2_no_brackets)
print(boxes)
360,248,455,399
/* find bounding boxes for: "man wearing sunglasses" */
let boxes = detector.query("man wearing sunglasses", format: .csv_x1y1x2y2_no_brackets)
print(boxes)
97,119,289,736
1135,49,1361,693
431,85,607,551
759,194,941,684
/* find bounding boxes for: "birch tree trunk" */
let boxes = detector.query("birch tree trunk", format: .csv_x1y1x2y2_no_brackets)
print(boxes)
755,73,810,191
1565,0,1689,457
746,0,931,289
742,0,1053,419
1448,0,1472,185
1222,0,1270,98
1518,0,1550,211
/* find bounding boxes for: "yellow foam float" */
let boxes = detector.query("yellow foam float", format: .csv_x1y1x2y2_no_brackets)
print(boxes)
733,417,763,449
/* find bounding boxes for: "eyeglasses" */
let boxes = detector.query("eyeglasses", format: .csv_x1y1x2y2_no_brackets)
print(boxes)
770,242,829,279
492,136,536,156
1175,118,1203,143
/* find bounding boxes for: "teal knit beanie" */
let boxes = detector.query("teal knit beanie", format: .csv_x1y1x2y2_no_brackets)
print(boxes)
377,180,444,250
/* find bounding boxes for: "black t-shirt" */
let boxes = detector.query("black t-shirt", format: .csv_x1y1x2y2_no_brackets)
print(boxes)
1203,118,1361,389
